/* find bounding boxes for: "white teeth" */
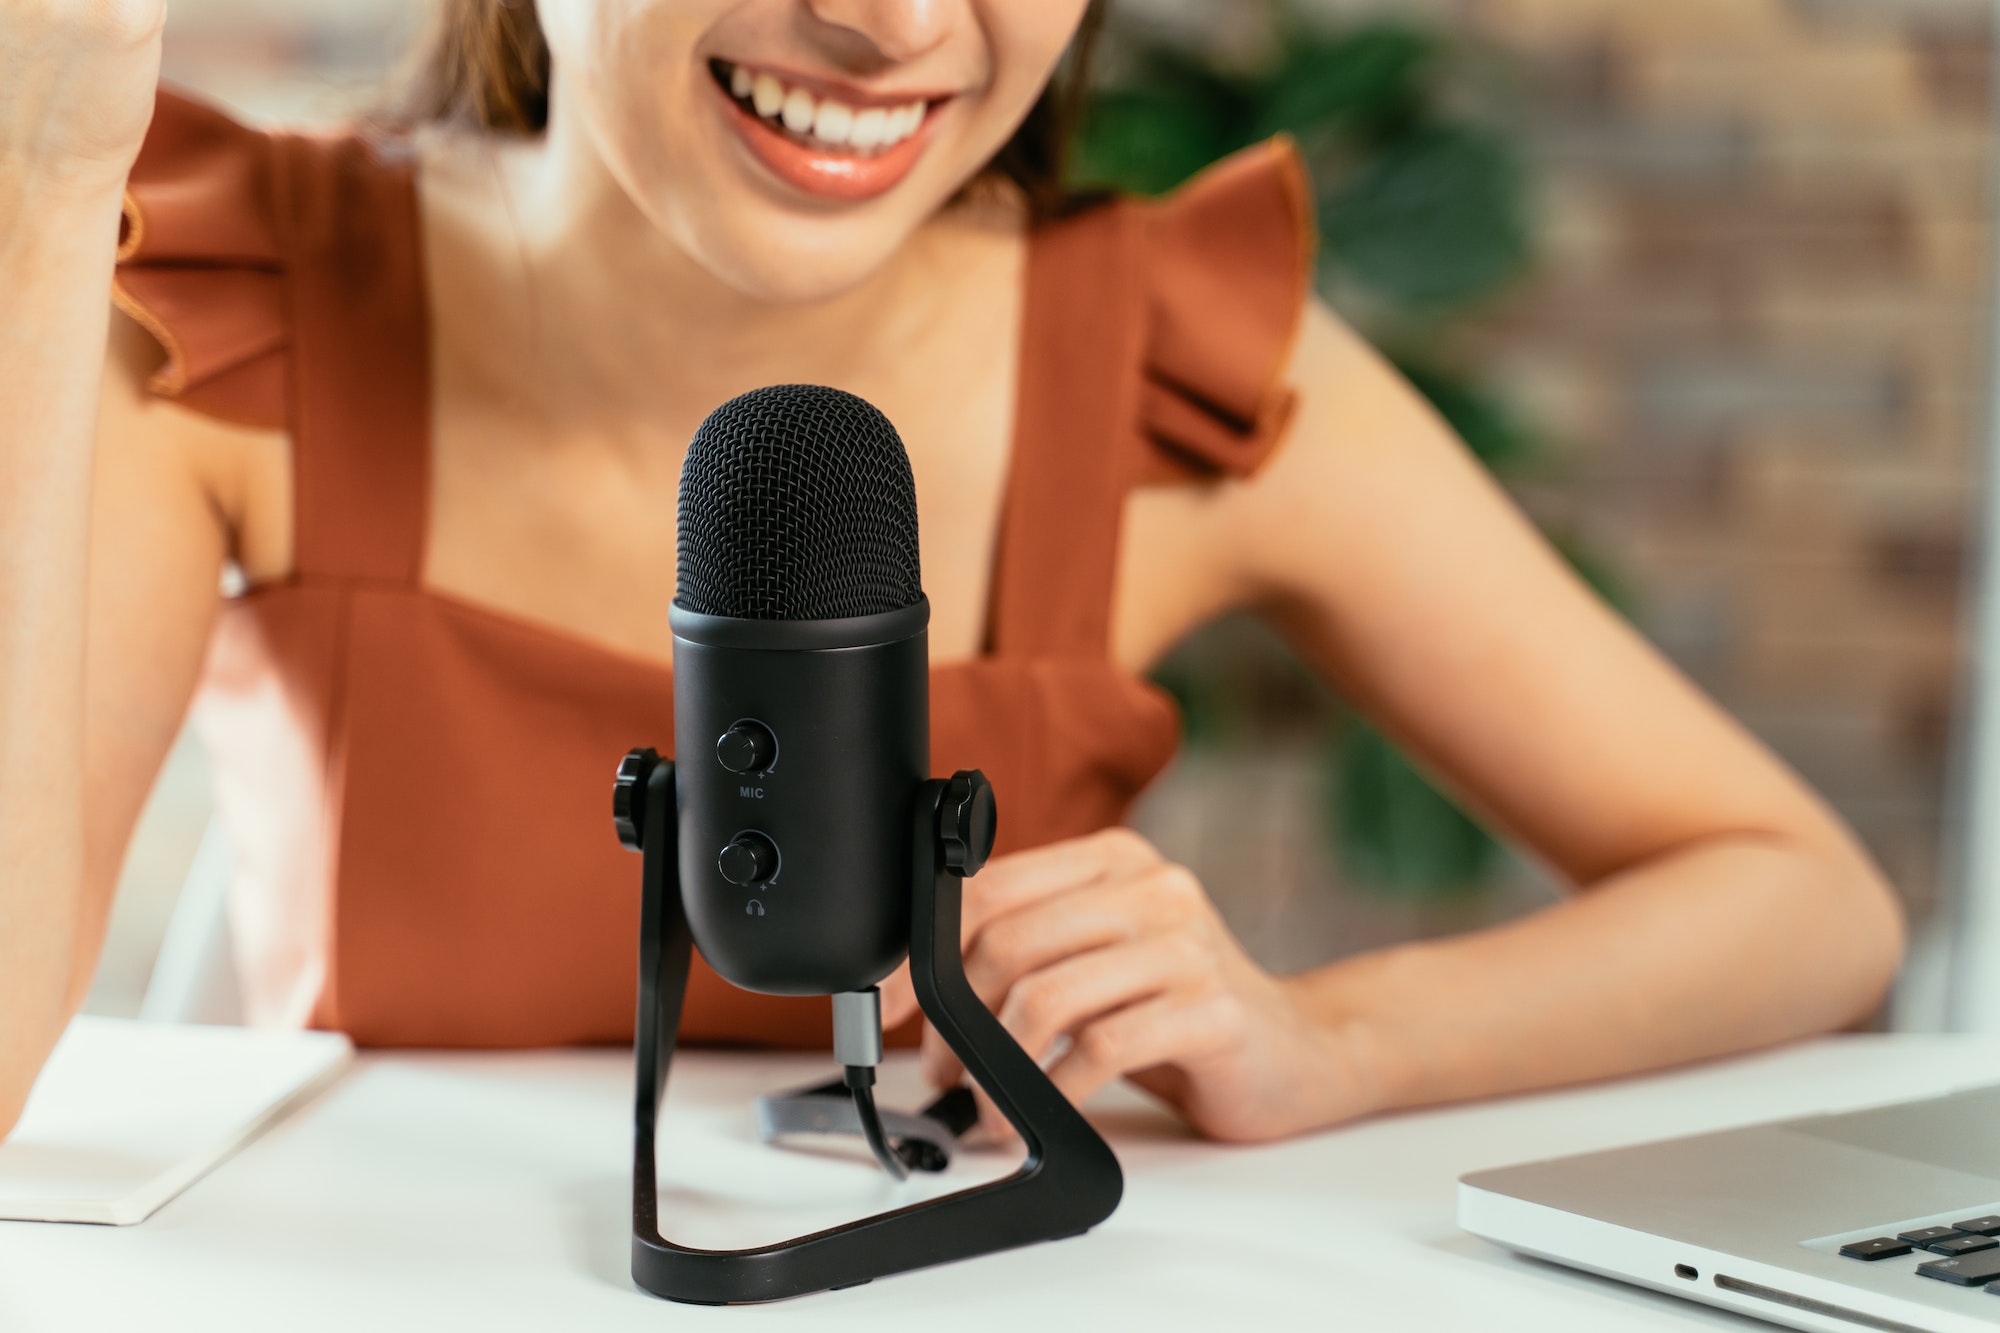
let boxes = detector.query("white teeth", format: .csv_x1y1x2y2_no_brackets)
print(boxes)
727,63,929,152
780,86,816,134
813,99,855,146
850,107,888,150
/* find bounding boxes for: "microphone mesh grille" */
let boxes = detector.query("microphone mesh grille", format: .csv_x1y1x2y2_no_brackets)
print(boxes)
677,384,923,620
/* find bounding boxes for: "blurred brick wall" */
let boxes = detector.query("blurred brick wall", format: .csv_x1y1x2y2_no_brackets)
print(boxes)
1451,0,1993,921
157,0,411,124
1124,0,1996,973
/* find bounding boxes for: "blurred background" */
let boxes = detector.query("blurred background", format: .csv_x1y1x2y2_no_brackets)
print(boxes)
94,0,1999,1031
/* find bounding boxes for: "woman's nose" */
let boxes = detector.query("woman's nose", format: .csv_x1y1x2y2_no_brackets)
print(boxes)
804,0,956,63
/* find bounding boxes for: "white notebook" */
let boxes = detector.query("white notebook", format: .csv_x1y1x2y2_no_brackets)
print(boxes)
0,1017,352,1225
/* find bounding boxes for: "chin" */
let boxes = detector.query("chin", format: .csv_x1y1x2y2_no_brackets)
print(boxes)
665,200,930,306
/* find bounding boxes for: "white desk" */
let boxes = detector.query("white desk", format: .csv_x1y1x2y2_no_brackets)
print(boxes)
6,1036,1999,1332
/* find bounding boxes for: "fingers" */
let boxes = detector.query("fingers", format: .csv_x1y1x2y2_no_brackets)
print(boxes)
963,860,1209,1005
995,933,1211,1066
958,827,1163,938
922,932,1206,1101
1043,992,1239,1117
926,832,1214,1114
906,829,1242,1136
968,990,1237,1141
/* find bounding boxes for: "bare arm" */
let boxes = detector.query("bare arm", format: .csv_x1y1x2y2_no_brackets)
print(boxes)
1225,304,1903,1112
0,1,247,1138
0,167,118,1139
889,301,1903,1140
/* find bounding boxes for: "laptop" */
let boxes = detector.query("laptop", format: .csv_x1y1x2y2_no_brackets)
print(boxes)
1459,1084,2000,1332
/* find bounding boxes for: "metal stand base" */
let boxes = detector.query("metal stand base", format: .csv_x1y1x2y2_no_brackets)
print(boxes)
622,760,1124,1304
753,1077,975,1174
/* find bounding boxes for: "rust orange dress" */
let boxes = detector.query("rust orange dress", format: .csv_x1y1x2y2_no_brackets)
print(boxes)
113,89,1313,1050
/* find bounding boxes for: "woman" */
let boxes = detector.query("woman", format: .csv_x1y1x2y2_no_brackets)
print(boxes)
0,0,1903,1146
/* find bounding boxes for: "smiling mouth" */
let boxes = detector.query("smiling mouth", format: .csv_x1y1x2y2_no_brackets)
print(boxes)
711,60,935,156
707,59,946,202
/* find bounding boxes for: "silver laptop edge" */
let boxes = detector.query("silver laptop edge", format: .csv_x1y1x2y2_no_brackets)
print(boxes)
1459,1085,2000,1333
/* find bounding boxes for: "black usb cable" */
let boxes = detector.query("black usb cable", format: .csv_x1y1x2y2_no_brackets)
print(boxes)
833,988,908,1181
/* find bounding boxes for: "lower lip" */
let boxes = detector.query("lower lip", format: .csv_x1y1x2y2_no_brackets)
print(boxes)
714,82,937,203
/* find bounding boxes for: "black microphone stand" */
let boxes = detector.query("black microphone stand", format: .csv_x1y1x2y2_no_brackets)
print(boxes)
613,753,1124,1305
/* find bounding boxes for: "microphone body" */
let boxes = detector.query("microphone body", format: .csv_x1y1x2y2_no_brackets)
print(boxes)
671,606,926,995
668,383,930,997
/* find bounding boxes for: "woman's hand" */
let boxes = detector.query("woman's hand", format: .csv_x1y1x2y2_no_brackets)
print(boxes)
881,827,1381,1143
2,0,166,196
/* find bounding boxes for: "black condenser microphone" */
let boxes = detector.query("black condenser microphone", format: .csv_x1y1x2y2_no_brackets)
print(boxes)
669,383,928,998
617,384,1121,1302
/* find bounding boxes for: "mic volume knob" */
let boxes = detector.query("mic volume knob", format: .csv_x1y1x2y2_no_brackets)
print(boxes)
715,721,777,774
718,831,779,887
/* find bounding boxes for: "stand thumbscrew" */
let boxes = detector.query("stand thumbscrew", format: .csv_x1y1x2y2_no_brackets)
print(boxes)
937,770,997,876
614,748,661,851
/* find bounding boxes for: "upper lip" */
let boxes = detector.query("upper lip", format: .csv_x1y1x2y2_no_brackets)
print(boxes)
712,58,959,111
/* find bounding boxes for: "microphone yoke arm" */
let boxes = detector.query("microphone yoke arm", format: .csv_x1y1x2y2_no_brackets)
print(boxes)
616,753,1124,1305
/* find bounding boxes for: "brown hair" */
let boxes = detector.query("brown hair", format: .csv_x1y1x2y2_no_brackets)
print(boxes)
391,0,1106,219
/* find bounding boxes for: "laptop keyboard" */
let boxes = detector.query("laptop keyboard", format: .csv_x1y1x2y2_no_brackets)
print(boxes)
1839,1214,2000,1292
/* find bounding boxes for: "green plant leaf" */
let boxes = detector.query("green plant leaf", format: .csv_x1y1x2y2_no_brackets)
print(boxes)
1248,26,1434,143
1071,44,1257,194
1322,124,1530,313
1071,87,1235,195
1331,720,1500,896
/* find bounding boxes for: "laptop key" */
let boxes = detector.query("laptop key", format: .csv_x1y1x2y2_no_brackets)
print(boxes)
1900,1226,1965,1247
1918,1249,2000,1287
1959,1216,2000,1237
1927,1235,1999,1257
1840,1237,1914,1261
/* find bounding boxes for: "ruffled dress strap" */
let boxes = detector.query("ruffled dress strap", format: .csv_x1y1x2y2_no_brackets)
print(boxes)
988,137,1315,660
1137,136,1316,484
115,87,431,585
115,88,289,430
988,187,1149,660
